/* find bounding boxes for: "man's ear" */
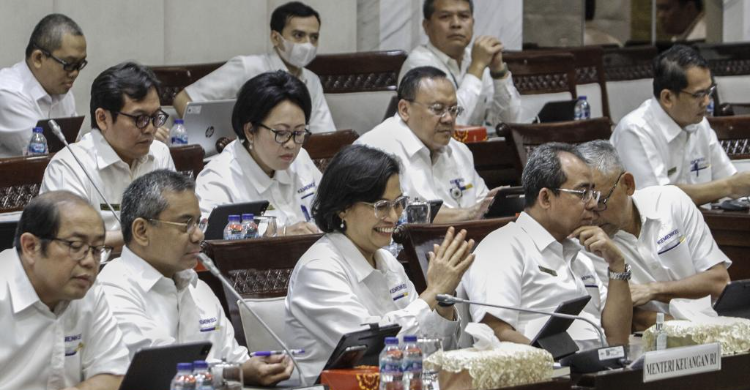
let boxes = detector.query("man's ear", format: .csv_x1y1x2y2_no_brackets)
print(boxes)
29,50,45,70
95,108,110,132
397,99,411,122
659,89,676,109
622,172,637,196
537,188,554,210
131,218,151,246
269,30,283,49
19,233,41,264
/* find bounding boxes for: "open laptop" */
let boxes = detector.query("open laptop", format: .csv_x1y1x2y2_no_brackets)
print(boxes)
118,341,212,390
183,100,236,157
36,116,85,153
534,100,577,123
204,201,270,240
713,279,750,319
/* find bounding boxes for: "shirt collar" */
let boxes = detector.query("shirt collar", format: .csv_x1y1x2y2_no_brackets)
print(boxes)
90,129,154,170
648,98,686,142
231,140,294,194
119,246,198,292
630,189,661,227
8,249,43,314
516,212,580,257
391,114,453,160
267,50,308,83
19,61,65,105
327,232,386,283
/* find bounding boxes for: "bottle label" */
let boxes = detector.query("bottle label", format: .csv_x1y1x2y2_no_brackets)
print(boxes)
403,361,422,372
28,143,47,155
171,135,188,145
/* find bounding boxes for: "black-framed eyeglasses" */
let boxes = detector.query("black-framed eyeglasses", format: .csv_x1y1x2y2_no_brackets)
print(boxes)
114,110,169,130
553,187,601,204
42,237,112,263
596,172,625,212
408,101,464,119
678,85,716,100
257,123,310,145
33,43,88,72
360,195,409,219
148,217,207,235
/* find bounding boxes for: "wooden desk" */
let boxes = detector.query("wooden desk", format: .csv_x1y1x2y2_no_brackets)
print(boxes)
701,209,750,281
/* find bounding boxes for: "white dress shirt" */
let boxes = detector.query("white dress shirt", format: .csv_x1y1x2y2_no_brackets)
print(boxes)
98,246,249,363
184,51,335,134
462,212,607,347
611,98,735,189
39,129,175,231
285,233,460,385
195,140,322,226
398,42,521,126
355,115,489,208
0,248,129,390
0,61,77,157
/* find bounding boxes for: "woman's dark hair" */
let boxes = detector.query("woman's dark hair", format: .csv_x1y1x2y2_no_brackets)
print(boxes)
89,62,161,130
312,145,401,233
231,70,312,141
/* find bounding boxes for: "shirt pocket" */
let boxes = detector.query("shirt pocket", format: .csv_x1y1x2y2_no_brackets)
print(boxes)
657,235,696,280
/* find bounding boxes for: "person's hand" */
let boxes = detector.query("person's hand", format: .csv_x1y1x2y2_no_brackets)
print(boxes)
243,355,293,386
283,221,320,236
155,126,170,144
570,225,625,270
425,227,475,295
630,283,655,306
467,187,502,220
469,36,503,76
488,41,506,73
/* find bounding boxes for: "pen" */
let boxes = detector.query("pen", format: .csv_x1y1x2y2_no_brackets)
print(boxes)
250,349,305,357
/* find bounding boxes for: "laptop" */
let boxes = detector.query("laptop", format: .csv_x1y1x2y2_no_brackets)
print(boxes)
118,341,212,390
183,100,237,157
713,280,750,319
485,186,525,218
204,201,270,240
534,100,577,123
35,116,85,153
530,295,592,360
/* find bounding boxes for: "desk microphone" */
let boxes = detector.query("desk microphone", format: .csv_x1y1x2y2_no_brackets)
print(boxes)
198,253,304,385
48,120,120,224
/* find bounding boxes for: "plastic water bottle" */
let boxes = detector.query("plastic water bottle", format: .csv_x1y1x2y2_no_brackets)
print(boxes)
241,213,259,239
170,362,196,390
706,97,715,117
402,335,423,390
170,119,188,145
222,215,243,240
379,337,403,390
573,96,591,121
654,312,668,351
193,360,214,390
26,127,48,155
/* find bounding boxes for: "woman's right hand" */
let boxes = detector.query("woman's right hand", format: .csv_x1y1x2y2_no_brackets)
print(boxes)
424,227,475,296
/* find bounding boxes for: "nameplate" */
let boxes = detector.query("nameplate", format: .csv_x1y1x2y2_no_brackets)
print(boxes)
642,343,721,383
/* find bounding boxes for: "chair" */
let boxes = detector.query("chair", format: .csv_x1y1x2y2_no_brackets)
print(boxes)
150,62,225,106
466,140,521,188
540,47,611,119
695,42,750,105
708,116,750,160
306,50,407,135
602,46,658,124
0,154,53,213
169,144,205,179
303,129,359,172
504,51,578,123
200,234,322,348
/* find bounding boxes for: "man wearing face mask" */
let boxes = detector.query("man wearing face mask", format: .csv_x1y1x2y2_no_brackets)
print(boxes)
174,1,335,134
611,45,750,206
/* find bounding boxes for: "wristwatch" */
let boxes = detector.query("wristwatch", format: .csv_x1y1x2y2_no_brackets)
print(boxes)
490,62,509,79
608,263,632,281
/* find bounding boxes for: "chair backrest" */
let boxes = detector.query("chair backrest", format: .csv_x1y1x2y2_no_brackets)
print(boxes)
306,50,407,135
466,139,521,188
201,234,323,347
708,115,750,160
393,218,516,293
169,144,205,179
150,62,225,106
0,154,53,212
603,46,658,124
695,42,750,105
303,129,359,172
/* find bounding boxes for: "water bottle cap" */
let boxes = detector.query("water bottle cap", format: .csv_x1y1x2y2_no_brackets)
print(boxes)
177,362,193,371
228,214,241,222
33,126,43,133
385,337,399,344
193,360,208,369
403,335,418,343
174,119,184,124
242,213,255,219
578,96,587,100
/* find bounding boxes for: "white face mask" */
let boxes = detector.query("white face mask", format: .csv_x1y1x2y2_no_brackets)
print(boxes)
276,35,317,68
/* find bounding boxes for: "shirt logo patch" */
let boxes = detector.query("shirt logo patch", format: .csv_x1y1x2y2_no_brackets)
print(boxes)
199,317,219,332
64,333,83,356
658,234,686,255
449,178,473,200
298,182,317,199
689,157,710,177
391,283,408,301
538,266,558,277
581,274,598,288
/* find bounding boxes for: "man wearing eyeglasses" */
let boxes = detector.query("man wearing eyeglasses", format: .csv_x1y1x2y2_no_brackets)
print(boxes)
356,66,498,223
0,14,86,157
462,143,632,348
0,191,129,389
577,140,731,330
40,62,176,251
612,45,750,206
99,170,293,386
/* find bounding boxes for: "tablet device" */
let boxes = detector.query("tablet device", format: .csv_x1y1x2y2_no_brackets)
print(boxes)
530,295,592,360
204,201,270,240
119,341,212,390
713,279,750,319
36,116,85,153
485,186,525,218
535,100,577,123
428,200,443,223
183,100,236,157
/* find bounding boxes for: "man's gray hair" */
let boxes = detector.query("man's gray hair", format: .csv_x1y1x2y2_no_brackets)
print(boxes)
522,142,589,208
25,14,84,58
575,140,625,176
121,170,195,244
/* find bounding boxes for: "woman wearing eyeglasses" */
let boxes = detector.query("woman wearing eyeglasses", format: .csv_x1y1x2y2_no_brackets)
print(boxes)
284,145,475,384
196,71,321,236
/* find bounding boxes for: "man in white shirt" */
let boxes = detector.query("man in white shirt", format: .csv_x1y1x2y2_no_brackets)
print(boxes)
40,62,175,251
356,66,497,223
399,0,521,126
0,14,86,157
576,140,731,330
611,45,750,206
462,143,632,347
99,170,293,386
174,1,335,134
657,0,705,41
0,191,129,390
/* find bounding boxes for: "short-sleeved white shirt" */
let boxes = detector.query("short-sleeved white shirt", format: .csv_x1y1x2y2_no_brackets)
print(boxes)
195,140,322,226
184,51,335,134
0,248,130,390
39,129,175,231
461,212,607,346
611,98,735,189
285,233,460,385
398,43,521,126
98,246,249,363
0,61,77,157
355,115,489,208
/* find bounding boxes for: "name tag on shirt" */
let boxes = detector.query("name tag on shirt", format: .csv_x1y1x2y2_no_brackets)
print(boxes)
538,266,557,277
390,283,409,301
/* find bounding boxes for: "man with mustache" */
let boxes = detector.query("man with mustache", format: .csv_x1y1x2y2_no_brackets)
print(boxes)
399,0,521,126
40,62,175,252
0,191,129,390
356,66,498,223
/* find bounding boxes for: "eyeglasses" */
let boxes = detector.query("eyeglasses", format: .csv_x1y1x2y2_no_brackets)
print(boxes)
554,187,601,204
408,101,464,119
596,172,625,212
42,237,112,263
679,85,716,100
257,123,311,145
114,110,169,130
360,195,409,219
148,217,207,235
33,43,88,72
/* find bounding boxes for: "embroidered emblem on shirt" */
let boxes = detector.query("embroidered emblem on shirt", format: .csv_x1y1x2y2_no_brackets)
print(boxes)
657,229,686,255
390,283,408,301
538,266,558,277
298,182,317,199
199,317,219,332
449,178,473,200
581,274,598,288
689,157,710,177
64,333,84,356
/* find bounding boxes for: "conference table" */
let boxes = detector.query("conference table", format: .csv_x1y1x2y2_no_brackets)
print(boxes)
701,208,750,281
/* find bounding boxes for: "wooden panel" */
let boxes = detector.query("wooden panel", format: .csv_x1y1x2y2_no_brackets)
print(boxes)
306,50,407,93
0,154,53,212
701,209,750,281
303,129,359,172
504,51,577,96
707,115,750,160
467,139,522,188
602,46,658,81
169,144,205,179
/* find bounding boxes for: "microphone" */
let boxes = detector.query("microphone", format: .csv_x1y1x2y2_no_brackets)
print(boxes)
48,120,120,224
198,253,304,385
